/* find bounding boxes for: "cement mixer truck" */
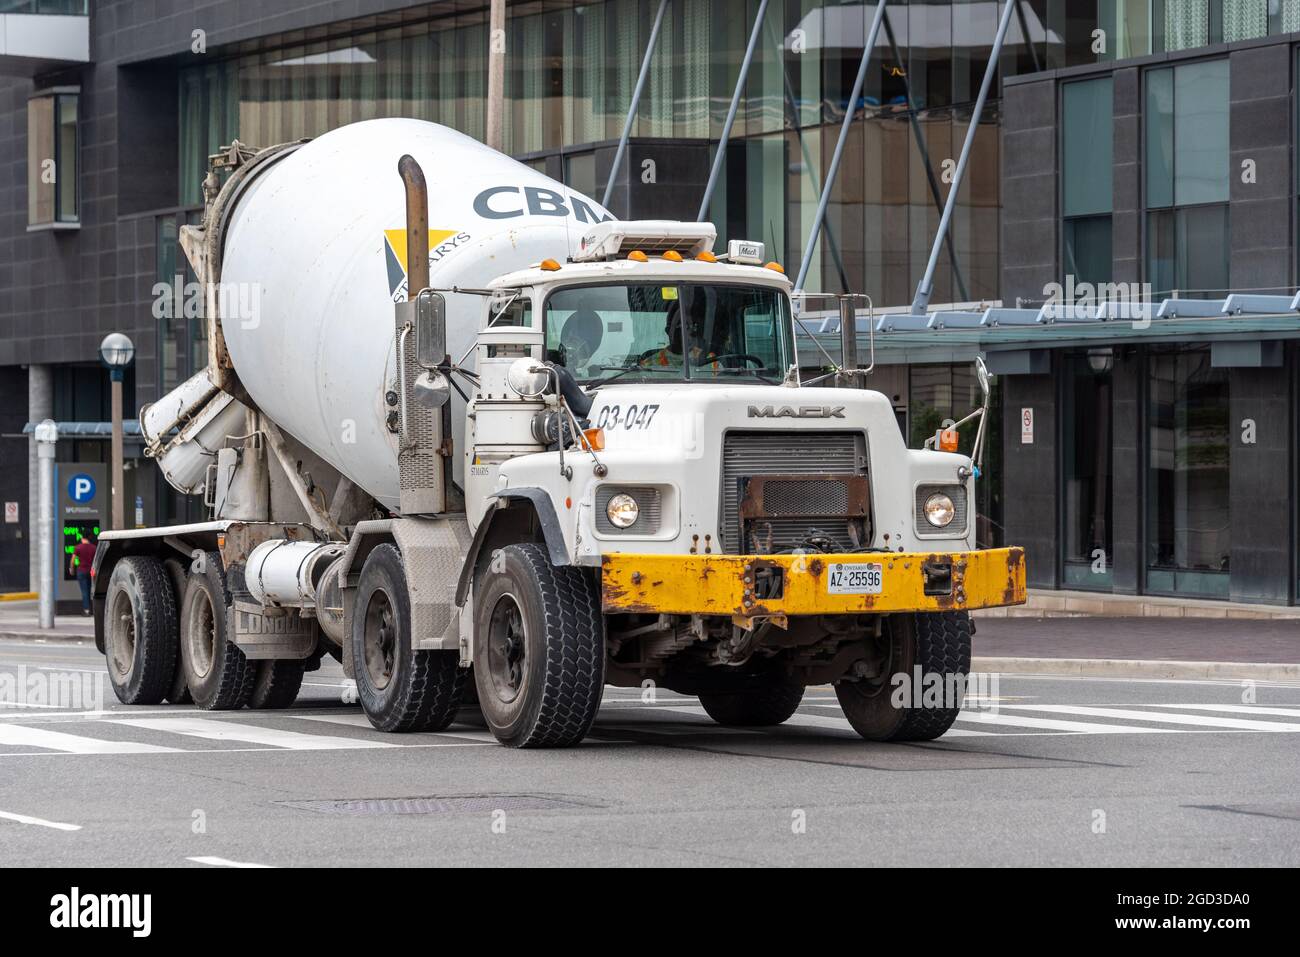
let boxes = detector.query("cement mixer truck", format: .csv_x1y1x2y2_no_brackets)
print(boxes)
91,118,1025,748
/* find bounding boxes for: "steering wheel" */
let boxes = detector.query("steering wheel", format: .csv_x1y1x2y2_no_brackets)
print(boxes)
705,353,766,368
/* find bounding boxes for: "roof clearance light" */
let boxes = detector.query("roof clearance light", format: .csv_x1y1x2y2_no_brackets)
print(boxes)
662,250,683,262
695,250,718,263
628,250,649,263
540,258,562,272
764,261,785,274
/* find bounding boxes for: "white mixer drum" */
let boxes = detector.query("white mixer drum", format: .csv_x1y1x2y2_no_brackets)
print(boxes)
218,118,613,508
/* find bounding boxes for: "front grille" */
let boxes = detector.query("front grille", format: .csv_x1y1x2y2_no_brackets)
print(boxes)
594,485,663,534
914,484,969,537
720,431,867,554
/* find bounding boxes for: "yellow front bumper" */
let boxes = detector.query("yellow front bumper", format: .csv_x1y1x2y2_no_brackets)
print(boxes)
601,547,1026,620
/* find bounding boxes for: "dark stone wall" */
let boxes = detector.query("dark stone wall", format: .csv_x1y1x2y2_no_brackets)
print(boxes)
1000,76,1057,307
1001,364,1059,590
1228,360,1293,604
1228,43,1293,294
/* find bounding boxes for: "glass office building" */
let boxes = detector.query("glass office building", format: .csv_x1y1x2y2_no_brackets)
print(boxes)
6,1,1300,605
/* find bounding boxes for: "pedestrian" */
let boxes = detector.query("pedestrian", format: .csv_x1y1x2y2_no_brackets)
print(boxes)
70,531,97,616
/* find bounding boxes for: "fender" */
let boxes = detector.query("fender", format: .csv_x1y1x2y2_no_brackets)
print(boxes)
455,489,570,607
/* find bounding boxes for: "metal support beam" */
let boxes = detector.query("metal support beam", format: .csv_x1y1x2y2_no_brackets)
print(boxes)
602,0,671,211
794,0,887,294
910,0,1017,315
698,0,770,221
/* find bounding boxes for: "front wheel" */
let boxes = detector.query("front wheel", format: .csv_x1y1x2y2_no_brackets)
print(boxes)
352,544,465,732
473,543,605,748
835,611,973,742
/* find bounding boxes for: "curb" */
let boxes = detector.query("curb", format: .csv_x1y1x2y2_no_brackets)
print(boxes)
0,630,94,644
974,655,1300,682
0,593,37,602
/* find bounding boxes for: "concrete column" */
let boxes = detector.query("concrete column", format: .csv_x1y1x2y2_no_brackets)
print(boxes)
27,364,53,593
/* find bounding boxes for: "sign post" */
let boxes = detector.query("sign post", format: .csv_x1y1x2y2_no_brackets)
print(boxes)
34,420,58,630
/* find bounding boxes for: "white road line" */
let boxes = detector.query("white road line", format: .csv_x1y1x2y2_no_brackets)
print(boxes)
0,809,82,831
997,704,1300,732
187,856,271,868
955,710,1181,734
1145,703,1300,719
648,705,985,737
291,713,496,744
0,723,179,754
102,716,399,750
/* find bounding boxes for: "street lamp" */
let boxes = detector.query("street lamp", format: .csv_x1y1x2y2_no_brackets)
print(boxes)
33,419,58,629
100,333,135,530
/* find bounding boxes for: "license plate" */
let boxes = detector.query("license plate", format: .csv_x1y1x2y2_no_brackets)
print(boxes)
826,562,883,595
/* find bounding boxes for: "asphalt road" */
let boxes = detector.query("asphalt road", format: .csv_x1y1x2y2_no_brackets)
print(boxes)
1,639,1298,867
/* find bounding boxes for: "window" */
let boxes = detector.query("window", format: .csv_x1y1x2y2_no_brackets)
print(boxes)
1146,349,1230,598
1145,60,1229,298
27,89,78,228
543,283,790,384
1062,353,1114,590
1158,0,1210,51
1062,77,1114,287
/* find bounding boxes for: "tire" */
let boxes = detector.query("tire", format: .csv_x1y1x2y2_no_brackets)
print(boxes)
835,611,973,742
103,556,179,705
161,558,192,705
472,543,605,748
699,679,804,727
352,544,465,732
180,552,255,711
248,659,306,710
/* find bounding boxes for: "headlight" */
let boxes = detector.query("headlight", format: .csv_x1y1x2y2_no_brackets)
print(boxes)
923,492,956,528
606,493,640,528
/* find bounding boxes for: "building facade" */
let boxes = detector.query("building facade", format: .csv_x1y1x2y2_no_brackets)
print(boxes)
2,1,1300,605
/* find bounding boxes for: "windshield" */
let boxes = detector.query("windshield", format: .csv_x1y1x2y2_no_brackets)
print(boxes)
543,283,792,385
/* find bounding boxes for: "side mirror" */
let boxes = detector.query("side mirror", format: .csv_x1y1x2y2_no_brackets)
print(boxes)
507,357,551,399
975,355,991,398
414,291,446,370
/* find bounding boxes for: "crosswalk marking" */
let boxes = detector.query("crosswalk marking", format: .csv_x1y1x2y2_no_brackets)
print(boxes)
0,723,179,754
2,698,1300,758
1146,703,1300,719
0,809,82,831
955,710,1180,735
101,716,399,750
648,704,986,737
187,856,271,868
996,704,1300,733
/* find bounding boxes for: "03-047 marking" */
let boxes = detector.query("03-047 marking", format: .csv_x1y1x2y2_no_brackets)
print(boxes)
595,404,659,431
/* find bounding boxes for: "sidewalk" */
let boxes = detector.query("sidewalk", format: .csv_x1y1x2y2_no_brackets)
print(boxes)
0,601,95,644
973,617,1300,681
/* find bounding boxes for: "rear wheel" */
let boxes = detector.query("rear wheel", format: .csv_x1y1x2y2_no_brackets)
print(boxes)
103,557,178,705
180,552,255,710
835,611,973,742
699,678,804,727
161,558,191,705
473,543,604,748
248,659,306,710
352,544,465,732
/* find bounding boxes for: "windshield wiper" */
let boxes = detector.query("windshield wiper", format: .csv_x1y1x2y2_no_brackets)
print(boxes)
586,363,660,387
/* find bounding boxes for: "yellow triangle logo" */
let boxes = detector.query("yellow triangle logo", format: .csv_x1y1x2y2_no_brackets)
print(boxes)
385,229,460,275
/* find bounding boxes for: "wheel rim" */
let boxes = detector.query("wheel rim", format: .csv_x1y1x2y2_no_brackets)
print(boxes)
108,588,136,678
186,588,216,679
848,618,899,701
362,590,397,691
486,594,526,704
